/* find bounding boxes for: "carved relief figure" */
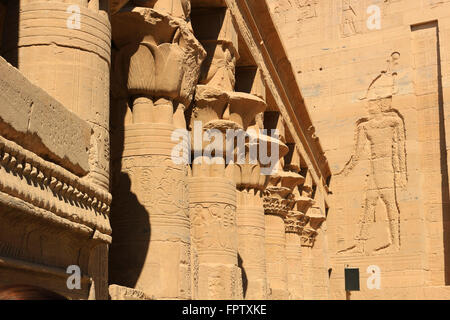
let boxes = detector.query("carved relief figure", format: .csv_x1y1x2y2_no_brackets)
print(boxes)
341,0,358,37
338,53,407,254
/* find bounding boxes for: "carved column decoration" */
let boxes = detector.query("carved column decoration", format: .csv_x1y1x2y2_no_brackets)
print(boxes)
188,8,247,300
222,66,272,300
109,2,205,299
262,120,296,299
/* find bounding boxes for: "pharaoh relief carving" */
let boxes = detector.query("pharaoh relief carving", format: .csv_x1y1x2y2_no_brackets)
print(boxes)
338,52,407,254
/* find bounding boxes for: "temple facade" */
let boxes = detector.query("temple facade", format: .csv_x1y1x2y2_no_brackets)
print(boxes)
0,0,449,300
0,0,330,300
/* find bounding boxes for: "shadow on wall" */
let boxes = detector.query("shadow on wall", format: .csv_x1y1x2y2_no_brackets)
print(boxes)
237,253,248,298
108,172,151,288
108,10,152,289
108,50,151,287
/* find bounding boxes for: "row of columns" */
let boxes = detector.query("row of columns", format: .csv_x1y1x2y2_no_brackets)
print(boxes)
107,1,325,300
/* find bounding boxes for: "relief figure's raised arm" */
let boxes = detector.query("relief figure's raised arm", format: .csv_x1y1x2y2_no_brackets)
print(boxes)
338,119,368,176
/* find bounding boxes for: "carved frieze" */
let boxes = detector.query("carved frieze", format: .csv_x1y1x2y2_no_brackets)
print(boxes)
0,136,112,242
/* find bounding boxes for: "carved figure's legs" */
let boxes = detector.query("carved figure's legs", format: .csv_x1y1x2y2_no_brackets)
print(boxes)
380,189,400,250
359,189,378,241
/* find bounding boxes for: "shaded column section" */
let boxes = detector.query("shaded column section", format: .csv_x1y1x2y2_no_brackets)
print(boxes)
108,2,205,299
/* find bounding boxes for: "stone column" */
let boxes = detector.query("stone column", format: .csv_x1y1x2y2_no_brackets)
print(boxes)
285,211,309,300
300,224,318,299
2,0,111,190
300,209,325,300
262,144,300,299
264,188,292,300
233,126,271,299
188,8,254,299
262,113,305,300
283,146,315,300
189,160,243,299
109,3,205,299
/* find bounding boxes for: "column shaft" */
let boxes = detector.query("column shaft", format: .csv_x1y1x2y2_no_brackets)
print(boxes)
189,175,243,299
286,232,303,299
265,213,288,299
236,189,268,299
110,124,191,299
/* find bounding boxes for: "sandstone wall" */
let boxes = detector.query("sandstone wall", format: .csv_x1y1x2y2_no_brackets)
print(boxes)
268,0,450,299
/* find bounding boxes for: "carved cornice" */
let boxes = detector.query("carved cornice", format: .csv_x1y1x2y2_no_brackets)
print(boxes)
0,136,112,242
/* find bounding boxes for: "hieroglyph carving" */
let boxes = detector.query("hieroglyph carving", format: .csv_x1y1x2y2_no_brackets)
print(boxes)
191,203,237,253
297,0,318,20
341,0,358,37
338,53,407,254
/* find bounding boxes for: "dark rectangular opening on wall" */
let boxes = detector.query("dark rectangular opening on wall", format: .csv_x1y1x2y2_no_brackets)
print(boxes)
344,268,360,291
411,21,450,285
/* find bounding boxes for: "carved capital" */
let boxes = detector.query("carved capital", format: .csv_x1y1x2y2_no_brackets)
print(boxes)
263,189,295,218
112,7,206,108
284,210,309,234
301,227,318,247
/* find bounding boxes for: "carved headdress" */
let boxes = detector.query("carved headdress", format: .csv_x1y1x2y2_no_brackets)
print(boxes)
364,52,400,101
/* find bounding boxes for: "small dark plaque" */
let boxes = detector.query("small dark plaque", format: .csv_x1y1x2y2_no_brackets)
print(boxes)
344,268,360,291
